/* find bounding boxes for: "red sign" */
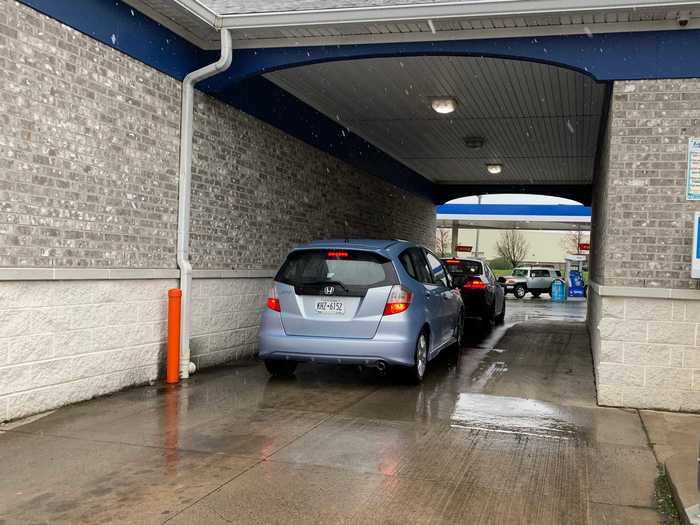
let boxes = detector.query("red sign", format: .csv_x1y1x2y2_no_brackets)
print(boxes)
456,245,473,253
578,243,590,252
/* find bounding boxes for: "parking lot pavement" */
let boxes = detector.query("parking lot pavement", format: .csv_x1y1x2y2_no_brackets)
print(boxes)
0,298,661,524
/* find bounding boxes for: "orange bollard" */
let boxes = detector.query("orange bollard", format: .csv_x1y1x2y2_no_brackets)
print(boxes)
166,288,182,384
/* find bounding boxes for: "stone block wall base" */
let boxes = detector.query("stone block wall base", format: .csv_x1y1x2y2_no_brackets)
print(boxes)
0,277,269,421
589,283,700,412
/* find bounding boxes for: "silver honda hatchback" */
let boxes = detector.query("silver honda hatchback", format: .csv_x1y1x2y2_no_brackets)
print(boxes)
259,239,464,382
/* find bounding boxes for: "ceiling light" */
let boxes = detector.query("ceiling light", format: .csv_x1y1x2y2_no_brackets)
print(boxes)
486,164,503,175
431,97,457,114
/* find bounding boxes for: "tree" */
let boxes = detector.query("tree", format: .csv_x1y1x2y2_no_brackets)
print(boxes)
561,230,590,255
435,228,451,257
496,230,530,268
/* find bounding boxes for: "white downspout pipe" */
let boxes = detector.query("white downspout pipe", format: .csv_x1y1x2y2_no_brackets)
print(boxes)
177,29,233,379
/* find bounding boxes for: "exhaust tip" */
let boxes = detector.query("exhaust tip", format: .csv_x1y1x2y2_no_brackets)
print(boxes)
376,360,388,374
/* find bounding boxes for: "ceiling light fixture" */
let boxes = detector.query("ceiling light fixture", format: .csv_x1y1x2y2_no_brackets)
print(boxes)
486,164,503,175
431,97,457,114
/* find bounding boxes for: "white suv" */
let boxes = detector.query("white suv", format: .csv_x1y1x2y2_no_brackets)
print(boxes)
502,267,562,299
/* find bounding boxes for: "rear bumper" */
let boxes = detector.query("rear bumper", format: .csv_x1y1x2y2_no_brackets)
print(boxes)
258,310,416,367
460,291,489,318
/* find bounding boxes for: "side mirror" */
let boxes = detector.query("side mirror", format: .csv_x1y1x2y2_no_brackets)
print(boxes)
497,276,506,284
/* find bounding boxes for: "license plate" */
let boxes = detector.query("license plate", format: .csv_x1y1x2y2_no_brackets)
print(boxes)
315,300,344,315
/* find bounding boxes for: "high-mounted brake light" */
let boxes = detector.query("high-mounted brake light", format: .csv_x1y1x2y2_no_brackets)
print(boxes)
383,285,412,316
267,286,281,312
464,279,487,290
445,259,461,264
327,251,349,258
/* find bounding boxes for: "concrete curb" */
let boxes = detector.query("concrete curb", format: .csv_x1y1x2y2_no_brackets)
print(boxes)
640,410,700,525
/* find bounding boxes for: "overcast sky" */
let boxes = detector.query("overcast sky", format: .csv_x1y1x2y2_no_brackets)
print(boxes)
446,194,583,205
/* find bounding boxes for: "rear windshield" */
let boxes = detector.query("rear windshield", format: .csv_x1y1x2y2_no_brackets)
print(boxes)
276,249,398,296
442,259,483,276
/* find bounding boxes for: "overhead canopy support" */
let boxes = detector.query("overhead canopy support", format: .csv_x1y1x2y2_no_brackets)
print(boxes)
437,204,592,231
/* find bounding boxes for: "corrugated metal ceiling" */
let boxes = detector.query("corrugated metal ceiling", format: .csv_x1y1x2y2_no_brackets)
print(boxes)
266,56,607,185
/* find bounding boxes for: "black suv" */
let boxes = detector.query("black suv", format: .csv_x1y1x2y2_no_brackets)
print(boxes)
442,258,506,328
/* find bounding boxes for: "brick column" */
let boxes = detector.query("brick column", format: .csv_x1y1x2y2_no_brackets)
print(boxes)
589,79,700,411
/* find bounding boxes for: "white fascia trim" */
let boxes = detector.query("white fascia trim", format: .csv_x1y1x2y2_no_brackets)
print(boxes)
230,18,700,48
171,0,219,28
214,1,700,29
233,18,699,48
123,0,215,48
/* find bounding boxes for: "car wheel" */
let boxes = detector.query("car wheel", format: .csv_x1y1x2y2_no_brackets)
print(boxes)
411,332,429,384
264,360,297,377
531,292,541,298
495,299,506,325
481,304,495,332
513,284,527,299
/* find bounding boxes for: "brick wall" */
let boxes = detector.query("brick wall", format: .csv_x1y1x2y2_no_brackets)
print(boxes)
594,79,700,289
189,92,437,270
0,1,437,420
0,0,436,271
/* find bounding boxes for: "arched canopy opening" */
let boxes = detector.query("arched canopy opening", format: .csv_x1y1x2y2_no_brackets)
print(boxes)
258,55,606,205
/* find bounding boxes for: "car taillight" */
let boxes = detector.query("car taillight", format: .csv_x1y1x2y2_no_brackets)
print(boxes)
383,285,412,316
267,287,281,312
463,279,487,290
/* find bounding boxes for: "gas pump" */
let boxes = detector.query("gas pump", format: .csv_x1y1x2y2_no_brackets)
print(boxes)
565,255,588,298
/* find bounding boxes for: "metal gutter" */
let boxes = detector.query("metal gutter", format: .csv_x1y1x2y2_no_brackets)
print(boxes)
177,28,233,379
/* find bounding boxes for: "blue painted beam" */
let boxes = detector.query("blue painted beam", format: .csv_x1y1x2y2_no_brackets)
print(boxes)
206,28,700,87
437,204,592,217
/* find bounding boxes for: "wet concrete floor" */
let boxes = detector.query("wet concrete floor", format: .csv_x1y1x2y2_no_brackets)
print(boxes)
0,297,662,524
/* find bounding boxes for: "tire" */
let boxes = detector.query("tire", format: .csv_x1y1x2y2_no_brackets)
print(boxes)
410,331,429,384
531,292,541,298
481,304,495,331
495,299,506,325
264,360,297,377
513,284,527,299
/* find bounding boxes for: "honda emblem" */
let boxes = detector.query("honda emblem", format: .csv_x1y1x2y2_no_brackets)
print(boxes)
323,286,335,295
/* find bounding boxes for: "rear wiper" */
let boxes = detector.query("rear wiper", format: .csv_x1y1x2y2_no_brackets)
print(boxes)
300,280,349,292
